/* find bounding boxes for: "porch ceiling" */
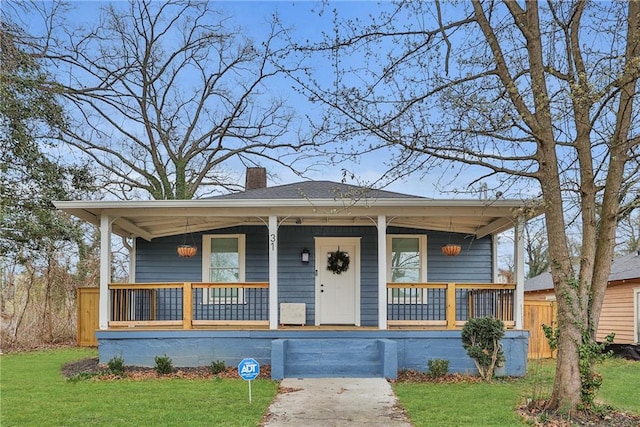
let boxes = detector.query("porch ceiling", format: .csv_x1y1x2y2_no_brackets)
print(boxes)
55,198,543,241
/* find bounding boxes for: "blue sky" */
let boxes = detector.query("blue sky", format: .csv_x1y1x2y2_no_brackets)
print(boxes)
12,0,528,267
18,1,524,200
213,1,499,198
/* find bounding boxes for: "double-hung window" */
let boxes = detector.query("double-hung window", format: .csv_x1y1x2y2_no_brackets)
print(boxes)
202,234,245,304
387,235,427,304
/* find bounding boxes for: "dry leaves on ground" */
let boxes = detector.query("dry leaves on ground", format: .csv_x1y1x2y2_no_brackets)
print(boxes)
62,357,271,380
518,400,640,427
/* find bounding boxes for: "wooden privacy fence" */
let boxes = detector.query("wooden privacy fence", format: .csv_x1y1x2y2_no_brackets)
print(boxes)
77,287,99,347
524,300,557,359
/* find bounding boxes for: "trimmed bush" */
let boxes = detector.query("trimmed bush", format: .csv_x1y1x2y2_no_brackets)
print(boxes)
154,354,174,375
461,316,505,381
427,359,449,378
107,356,125,376
209,360,226,374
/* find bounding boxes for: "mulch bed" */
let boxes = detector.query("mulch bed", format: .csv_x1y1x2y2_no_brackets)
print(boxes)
62,360,640,426
392,369,486,384
61,357,271,380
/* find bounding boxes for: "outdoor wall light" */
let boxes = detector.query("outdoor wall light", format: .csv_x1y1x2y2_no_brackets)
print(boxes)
301,248,310,264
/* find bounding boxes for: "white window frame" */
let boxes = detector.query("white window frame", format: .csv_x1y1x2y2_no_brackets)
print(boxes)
387,234,427,304
201,234,246,304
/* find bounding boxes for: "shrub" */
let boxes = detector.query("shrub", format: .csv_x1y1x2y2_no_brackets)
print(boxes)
107,356,125,376
209,360,226,375
461,316,505,381
154,354,174,375
427,359,449,378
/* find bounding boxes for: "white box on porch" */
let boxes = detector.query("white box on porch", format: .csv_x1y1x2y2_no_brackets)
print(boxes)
280,303,306,326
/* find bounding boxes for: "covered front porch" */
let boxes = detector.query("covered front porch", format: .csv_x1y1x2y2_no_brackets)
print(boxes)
57,180,541,379
95,280,528,379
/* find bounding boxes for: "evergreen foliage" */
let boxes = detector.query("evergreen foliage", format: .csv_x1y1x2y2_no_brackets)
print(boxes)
0,19,94,259
461,316,505,381
154,355,174,375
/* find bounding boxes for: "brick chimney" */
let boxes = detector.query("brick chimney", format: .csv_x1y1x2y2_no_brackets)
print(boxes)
245,167,267,190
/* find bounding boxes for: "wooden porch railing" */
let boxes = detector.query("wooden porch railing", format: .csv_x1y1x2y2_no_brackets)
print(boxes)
108,281,515,330
108,282,269,329
387,282,516,329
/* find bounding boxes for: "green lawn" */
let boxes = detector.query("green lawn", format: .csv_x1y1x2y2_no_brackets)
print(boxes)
0,348,278,426
1,349,638,426
393,357,640,426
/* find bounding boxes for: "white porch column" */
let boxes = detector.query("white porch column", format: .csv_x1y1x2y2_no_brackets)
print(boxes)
99,215,112,330
514,216,525,329
268,215,279,330
377,215,387,330
492,234,499,283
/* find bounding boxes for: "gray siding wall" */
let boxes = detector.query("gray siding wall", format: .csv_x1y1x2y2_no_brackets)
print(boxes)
135,225,493,325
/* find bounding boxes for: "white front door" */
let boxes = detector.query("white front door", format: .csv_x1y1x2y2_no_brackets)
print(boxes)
315,237,360,325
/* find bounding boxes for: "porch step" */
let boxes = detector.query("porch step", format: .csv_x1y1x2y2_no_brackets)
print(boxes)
271,338,398,379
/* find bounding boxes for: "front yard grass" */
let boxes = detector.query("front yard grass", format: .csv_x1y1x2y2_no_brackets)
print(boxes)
395,380,526,425
393,357,640,426
1,348,638,426
0,347,278,426
597,356,640,413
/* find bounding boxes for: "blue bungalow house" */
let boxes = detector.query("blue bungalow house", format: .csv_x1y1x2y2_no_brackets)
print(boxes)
55,168,542,379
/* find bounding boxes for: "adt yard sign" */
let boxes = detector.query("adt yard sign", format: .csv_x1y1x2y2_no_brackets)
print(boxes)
238,358,260,380
238,358,260,403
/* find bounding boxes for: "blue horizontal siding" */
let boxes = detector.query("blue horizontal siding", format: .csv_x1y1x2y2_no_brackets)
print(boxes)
425,231,493,282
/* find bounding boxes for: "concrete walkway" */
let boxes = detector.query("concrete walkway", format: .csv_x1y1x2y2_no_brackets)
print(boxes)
261,378,412,427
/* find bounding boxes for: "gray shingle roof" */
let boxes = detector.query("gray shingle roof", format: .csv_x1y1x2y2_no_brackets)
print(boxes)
525,250,640,291
207,180,427,200
524,272,553,292
609,250,640,282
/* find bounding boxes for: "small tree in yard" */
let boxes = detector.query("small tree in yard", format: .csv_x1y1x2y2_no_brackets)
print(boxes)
461,317,505,382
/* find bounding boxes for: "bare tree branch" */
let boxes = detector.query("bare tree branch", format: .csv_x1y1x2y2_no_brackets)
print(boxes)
46,0,320,200
288,0,640,412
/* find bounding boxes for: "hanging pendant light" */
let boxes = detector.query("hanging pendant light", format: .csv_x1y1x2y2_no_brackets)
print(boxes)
177,218,198,258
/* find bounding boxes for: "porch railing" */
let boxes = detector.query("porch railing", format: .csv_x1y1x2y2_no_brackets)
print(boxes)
109,282,269,329
108,281,514,329
387,282,515,328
